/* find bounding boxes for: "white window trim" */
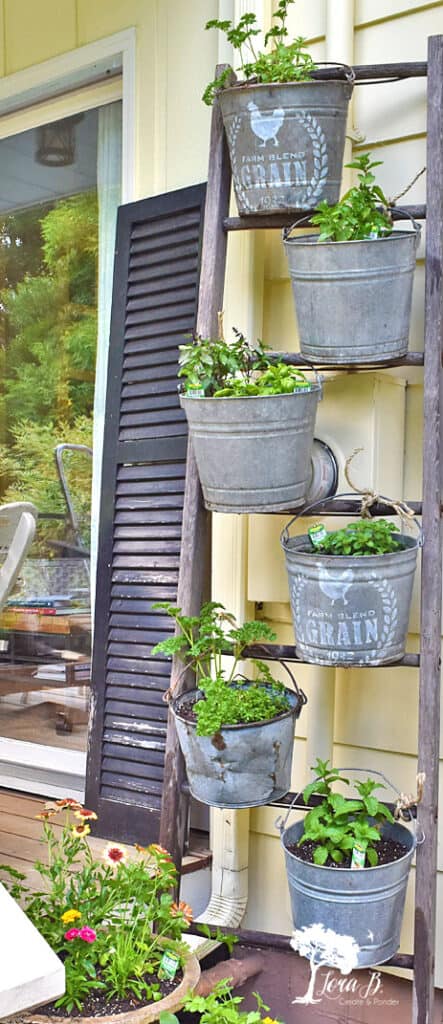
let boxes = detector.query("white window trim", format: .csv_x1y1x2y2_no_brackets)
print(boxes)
0,28,136,203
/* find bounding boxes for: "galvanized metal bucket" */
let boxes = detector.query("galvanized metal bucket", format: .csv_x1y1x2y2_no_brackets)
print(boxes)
172,679,306,809
280,817,416,968
280,496,421,665
180,385,321,513
277,767,419,968
283,222,420,364
219,78,353,215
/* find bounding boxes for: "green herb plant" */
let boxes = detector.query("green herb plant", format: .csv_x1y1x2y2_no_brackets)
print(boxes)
178,327,310,397
160,980,284,1024
152,601,291,736
203,0,315,105
310,154,393,242
299,759,395,867
315,519,403,556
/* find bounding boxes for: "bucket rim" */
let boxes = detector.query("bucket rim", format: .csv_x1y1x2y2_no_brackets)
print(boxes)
280,531,420,558
172,683,301,729
283,229,418,248
180,384,321,404
218,78,354,99
280,819,417,870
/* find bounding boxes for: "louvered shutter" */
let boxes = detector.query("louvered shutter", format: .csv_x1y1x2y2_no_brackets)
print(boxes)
86,183,206,843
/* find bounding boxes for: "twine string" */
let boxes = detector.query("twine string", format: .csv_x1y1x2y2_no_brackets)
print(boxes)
394,772,426,820
344,447,417,524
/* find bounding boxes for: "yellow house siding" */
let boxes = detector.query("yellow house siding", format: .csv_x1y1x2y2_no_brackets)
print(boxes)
4,0,77,72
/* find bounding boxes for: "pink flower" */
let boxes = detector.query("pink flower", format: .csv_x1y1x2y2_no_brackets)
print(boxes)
78,927,96,943
64,928,81,941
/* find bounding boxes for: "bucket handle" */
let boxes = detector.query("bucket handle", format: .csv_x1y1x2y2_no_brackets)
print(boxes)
275,766,425,843
283,205,422,244
280,491,423,549
312,61,356,84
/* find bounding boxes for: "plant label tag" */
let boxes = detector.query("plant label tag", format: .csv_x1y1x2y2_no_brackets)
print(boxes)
186,386,205,398
308,524,328,548
351,842,367,869
294,383,311,392
159,950,180,980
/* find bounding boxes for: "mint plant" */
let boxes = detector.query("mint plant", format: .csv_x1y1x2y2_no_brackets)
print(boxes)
152,601,291,736
315,519,402,556
299,759,394,867
178,328,310,397
203,0,315,105
310,154,392,242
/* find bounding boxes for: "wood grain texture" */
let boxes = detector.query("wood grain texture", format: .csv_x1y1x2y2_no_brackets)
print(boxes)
413,34,443,1024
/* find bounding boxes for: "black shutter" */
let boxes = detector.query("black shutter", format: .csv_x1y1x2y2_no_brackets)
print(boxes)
86,183,206,843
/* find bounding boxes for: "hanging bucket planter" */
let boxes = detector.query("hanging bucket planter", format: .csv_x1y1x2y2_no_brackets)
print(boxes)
280,496,421,666
180,382,321,514
283,217,420,364
277,770,419,969
219,78,353,216
171,676,307,810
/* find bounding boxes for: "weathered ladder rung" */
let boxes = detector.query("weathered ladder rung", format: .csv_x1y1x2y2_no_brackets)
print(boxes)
264,499,424,516
224,203,426,233
275,351,424,368
243,643,420,668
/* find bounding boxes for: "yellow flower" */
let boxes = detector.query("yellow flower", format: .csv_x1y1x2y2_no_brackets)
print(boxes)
61,909,81,924
262,1018,280,1024
72,823,91,838
74,808,98,821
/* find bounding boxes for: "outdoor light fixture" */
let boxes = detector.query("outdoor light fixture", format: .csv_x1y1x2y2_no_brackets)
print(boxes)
35,114,84,168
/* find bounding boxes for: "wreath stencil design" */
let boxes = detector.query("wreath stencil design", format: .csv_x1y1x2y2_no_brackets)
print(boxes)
290,571,399,663
225,108,329,212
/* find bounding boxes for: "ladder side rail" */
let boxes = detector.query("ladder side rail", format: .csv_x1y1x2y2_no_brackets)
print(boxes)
159,71,232,872
413,33,443,1024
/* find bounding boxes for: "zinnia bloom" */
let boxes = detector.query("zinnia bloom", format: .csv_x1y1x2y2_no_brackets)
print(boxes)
74,808,98,821
72,823,91,838
61,909,81,924
55,798,82,809
171,900,193,924
103,842,128,865
64,928,81,941
78,926,96,943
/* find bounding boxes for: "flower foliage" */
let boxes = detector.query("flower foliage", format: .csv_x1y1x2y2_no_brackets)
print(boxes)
0,802,192,1013
315,519,402,557
178,328,310,398
311,154,392,242
161,980,285,1024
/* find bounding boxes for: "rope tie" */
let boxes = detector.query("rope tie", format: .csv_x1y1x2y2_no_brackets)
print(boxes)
394,772,426,820
344,447,417,524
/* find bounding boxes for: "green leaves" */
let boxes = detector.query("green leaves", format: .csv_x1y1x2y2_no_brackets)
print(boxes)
311,153,393,242
194,676,290,736
203,1,314,105
316,519,402,557
179,328,311,398
181,980,274,1024
299,759,394,867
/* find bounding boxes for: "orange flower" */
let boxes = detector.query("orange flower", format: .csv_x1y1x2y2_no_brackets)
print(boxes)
103,842,128,866
148,843,173,861
72,823,91,838
35,810,57,820
74,809,98,821
55,798,82,811
134,843,147,854
171,900,193,924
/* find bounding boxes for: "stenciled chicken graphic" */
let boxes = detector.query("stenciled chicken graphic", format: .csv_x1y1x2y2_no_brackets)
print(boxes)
247,100,285,147
318,568,354,605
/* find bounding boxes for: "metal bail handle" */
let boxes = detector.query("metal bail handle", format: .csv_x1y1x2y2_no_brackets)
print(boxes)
275,786,306,835
280,490,423,549
390,205,422,246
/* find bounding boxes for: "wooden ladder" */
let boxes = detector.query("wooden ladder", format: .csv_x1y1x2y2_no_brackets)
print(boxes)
159,37,443,1024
